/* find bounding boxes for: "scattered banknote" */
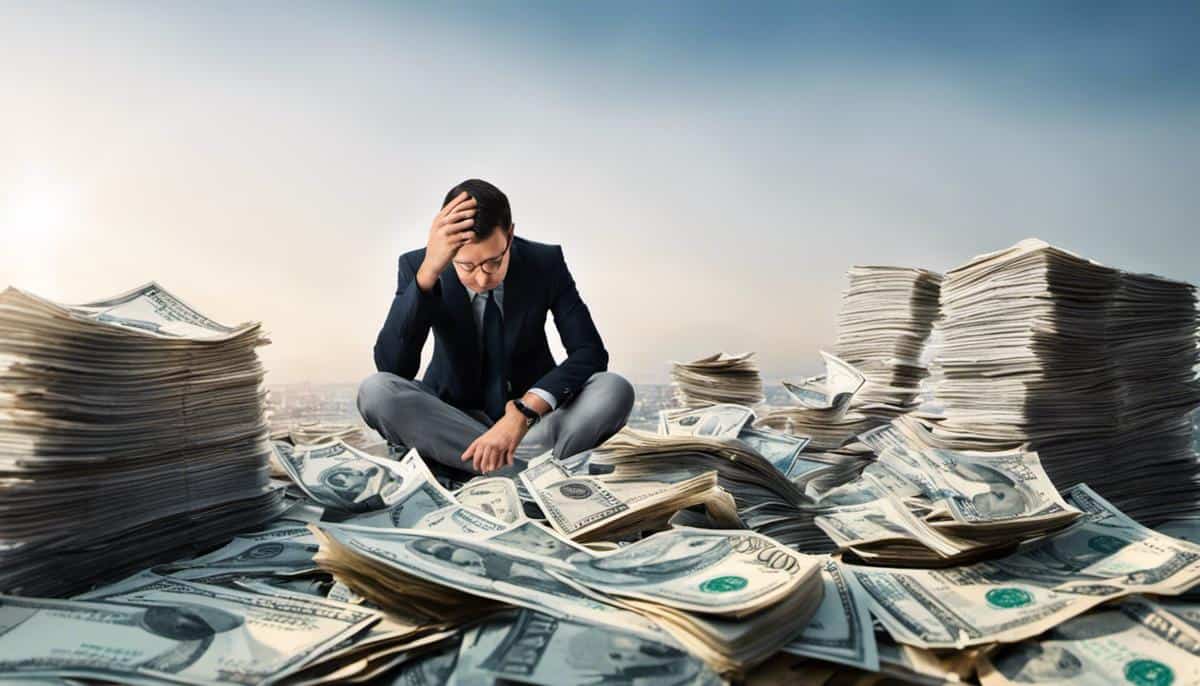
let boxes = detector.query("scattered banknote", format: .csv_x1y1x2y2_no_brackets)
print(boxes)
0,577,378,685
978,596,1200,686
781,558,879,671
519,452,739,541
455,609,724,686
782,351,866,412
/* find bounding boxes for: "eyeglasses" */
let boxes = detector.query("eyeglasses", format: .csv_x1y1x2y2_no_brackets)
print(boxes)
453,236,512,275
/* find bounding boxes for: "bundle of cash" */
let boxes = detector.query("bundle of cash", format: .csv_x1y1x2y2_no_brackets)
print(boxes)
669,351,765,408
591,426,810,508
519,452,740,540
0,282,284,596
812,415,1083,565
924,239,1200,524
313,522,825,676
756,352,878,450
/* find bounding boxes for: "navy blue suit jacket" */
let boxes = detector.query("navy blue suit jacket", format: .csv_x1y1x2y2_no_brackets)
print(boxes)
373,235,609,412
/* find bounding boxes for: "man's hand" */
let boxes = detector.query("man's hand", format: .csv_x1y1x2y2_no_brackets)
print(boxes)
462,402,530,473
417,190,477,292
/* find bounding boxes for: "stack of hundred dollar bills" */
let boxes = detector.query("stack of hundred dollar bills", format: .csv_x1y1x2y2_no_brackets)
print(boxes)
924,238,1200,524
0,282,284,597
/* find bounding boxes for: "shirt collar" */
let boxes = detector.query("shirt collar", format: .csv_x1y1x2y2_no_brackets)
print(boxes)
465,281,504,302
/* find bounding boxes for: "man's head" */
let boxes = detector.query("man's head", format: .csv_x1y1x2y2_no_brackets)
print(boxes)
442,179,515,292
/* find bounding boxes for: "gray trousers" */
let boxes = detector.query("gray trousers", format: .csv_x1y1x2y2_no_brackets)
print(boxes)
356,371,635,476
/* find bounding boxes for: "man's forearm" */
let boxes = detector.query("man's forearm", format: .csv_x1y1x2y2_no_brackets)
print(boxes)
416,260,441,293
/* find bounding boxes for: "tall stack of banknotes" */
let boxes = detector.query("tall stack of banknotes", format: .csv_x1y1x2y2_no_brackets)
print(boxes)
757,266,942,450
0,282,284,596
923,238,1200,524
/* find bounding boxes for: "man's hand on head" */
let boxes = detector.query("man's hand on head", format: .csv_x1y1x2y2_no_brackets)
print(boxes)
461,402,530,474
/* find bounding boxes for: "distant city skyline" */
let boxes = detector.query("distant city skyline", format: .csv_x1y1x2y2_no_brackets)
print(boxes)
3,2,1198,385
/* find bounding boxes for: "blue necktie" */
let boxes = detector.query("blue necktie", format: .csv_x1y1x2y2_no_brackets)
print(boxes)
481,289,507,421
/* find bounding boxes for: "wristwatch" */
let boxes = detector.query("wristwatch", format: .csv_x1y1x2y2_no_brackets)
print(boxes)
513,398,541,427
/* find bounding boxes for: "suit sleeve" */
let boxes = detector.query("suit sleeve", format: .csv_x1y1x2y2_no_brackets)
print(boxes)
531,246,609,406
373,254,440,378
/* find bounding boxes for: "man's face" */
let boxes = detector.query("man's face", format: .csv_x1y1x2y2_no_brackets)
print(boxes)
452,226,513,292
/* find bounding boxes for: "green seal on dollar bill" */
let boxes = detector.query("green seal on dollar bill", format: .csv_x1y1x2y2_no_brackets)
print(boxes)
1124,659,1173,686
699,575,748,593
985,587,1033,609
1088,534,1129,554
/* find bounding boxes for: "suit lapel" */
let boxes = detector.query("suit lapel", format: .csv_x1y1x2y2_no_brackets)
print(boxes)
501,237,530,364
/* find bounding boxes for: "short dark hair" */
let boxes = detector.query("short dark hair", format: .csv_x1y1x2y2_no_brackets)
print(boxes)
442,179,512,240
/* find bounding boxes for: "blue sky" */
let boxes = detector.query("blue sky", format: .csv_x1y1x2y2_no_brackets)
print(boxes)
2,2,1197,383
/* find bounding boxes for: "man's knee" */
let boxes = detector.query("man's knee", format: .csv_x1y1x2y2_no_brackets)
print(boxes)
584,371,635,425
356,372,426,422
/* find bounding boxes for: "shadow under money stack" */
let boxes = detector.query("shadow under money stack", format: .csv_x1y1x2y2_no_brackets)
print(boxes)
923,239,1200,525
0,282,285,596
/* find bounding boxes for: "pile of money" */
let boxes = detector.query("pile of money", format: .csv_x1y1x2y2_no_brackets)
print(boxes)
591,425,810,509
669,351,765,408
755,352,879,450
813,416,1082,565
314,522,825,677
924,238,1200,523
848,484,1200,650
519,452,740,541
2,236,1198,685
0,282,284,596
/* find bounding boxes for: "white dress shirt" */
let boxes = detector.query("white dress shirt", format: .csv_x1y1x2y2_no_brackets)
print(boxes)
465,282,558,411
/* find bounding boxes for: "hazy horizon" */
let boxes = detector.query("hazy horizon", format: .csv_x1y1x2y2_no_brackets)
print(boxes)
3,2,1198,385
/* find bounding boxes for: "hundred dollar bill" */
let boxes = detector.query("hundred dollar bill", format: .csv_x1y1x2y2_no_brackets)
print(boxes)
272,440,414,512
782,351,865,411
320,449,458,527
979,596,1200,686
782,558,879,671
65,281,254,340
415,505,508,535
560,527,821,617
0,577,378,685
481,519,598,561
519,453,735,540
455,477,524,524
847,562,1107,649
660,403,755,438
815,493,972,560
153,523,320,582
985,483,1200,596
456,610,723,686
736,426,811,476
